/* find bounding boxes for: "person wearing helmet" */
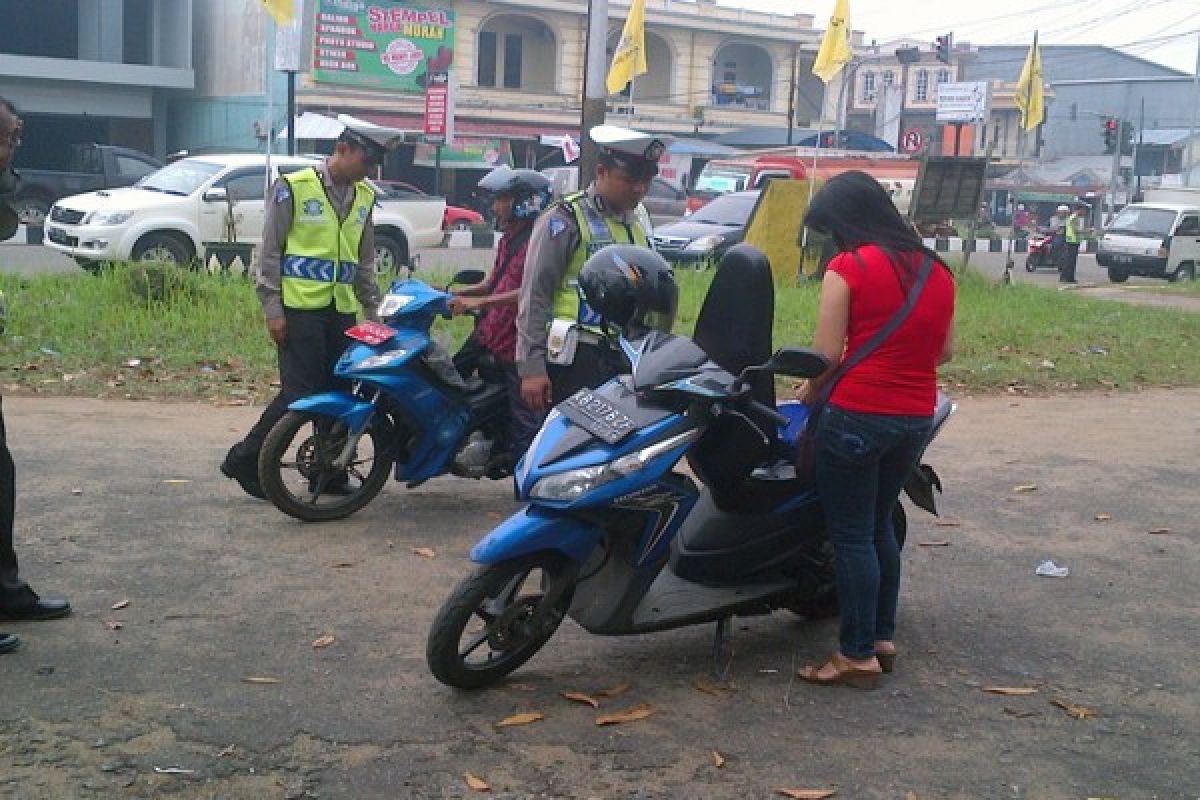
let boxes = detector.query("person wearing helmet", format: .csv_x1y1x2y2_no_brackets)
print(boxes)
1060,201,1089,284
516,124,673,411
221,118,405,498
448,167,551,466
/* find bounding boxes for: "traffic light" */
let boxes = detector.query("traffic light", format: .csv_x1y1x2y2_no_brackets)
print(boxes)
1103,117,1119,154
934,33,953,64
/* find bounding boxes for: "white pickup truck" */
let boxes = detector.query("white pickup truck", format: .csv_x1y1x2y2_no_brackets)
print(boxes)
42,154,446,273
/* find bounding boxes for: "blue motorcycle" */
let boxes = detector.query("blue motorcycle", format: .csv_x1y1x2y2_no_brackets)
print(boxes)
258,269,516,522
425,245,953,689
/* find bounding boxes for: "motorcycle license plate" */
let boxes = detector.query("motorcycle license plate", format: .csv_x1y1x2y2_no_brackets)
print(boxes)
560,389,636,445
345,321,396,346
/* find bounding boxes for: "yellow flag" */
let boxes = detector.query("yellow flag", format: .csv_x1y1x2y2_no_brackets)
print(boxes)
606,0,648,95
812,0,852,84
261,0,295,25
1014,33,1045,131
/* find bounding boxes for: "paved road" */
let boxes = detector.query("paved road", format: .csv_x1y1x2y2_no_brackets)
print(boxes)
0,392,1197,798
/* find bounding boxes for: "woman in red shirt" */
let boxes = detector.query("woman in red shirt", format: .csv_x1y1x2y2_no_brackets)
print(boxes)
797,171,956,689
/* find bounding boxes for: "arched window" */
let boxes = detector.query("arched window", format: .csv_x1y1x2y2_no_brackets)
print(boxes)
476,15,557,92
915,70,929,102
711,42,773,109
606,30,673,102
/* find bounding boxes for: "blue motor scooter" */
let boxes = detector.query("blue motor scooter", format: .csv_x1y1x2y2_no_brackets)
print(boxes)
425,245,953,689
258,269,516,522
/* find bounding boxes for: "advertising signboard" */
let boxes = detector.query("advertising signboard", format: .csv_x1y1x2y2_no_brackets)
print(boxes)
935,81,990,123
313,1,456,93
910,156,988,222
414,139,512,170
424,69,451,142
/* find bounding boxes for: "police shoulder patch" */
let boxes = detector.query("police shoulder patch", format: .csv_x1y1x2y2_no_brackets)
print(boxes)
273,184,291,204
548,216,567,238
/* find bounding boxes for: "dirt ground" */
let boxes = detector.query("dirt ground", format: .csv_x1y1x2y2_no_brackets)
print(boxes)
0,391,1197,800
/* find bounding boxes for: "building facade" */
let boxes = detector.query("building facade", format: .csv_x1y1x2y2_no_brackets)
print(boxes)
0,0,194,166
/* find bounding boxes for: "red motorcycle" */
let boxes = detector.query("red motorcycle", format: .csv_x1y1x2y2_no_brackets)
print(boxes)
1025,228,1061,272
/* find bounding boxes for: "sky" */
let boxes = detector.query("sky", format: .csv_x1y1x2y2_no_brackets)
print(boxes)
724,0,1200,74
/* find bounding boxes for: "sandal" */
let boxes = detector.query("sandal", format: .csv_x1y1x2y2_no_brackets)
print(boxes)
874,642,897,674
798,652,882,690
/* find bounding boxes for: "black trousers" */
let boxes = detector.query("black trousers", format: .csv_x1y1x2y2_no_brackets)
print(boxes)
1061,243,1080,282
229,305,355,465
0,397,23,592
548,340,626,405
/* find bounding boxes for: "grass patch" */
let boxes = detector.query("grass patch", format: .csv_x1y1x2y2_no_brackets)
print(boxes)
1,263,1198,401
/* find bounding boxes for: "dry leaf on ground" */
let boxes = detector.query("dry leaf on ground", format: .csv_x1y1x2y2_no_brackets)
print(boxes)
111,599,130,610
311,634,336,649
712,750,726,768
102,620,122,631
1003,707,1041,718
1148,527,1171,535
692,678,734,696
464,773,491,792
983,686,1038,696
918,541,951,547
934,519,962,527
1013,484,1038,493
496,711,544,727
1093,513,1112,521
560,691,600,708
595,682,631,698
329,561,356,568
776,789,837,799
1052,699,1099,719
162,479,190,484
241,676,281,684
412,547,437,558
595,703,655,726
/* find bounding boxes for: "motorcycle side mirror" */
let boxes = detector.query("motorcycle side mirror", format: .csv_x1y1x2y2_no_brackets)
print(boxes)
761,347,831,379
449,268,487,288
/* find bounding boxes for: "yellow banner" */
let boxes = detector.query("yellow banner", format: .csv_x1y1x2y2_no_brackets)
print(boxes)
812,0,852,84
606,0,648,95
261,0,294,25
1015,34,1045,131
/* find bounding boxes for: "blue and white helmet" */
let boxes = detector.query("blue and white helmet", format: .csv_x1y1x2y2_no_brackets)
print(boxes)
477,167,552,221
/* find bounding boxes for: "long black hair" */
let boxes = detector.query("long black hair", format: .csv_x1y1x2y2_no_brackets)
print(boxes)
804,170,950,287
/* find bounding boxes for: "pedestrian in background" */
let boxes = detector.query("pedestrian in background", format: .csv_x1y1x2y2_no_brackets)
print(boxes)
0,96,71,655
795,171,956,689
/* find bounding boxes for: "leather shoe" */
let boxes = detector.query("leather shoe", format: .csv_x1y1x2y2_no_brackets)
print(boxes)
0,633,18,654
0,587,72,621
221,449,265,499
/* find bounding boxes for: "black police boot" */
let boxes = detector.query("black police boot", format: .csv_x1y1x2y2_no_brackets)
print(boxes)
221,445,265,499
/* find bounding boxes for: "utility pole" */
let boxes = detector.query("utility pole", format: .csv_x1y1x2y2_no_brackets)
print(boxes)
1107,115,1122,225
1134,97,1145,202
786,48,798,146
579,0,609,189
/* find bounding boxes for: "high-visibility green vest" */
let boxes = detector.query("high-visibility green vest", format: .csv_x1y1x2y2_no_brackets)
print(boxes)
280,167,374,313
550,192,651,323
1065,214,1082,245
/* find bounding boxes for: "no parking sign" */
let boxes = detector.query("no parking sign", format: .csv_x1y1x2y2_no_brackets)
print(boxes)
901,128,924,154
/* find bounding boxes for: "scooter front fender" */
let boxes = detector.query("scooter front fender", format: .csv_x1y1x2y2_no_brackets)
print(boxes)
288,392,374,433
471,506,604,565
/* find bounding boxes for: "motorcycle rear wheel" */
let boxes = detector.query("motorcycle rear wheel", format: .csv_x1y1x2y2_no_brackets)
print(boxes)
788,504,907,620
259,411,394,522
427,552,576,689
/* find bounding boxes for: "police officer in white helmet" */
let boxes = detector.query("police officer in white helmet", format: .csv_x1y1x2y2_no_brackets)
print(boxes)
515,124,672,411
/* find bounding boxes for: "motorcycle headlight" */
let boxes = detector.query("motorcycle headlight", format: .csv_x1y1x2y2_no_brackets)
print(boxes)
684,234,724,253
83,210,133,226
529,428,701,502
378,293,415,317
355,348,408,369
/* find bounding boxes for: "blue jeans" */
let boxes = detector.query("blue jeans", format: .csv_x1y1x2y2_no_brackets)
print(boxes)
814,405,933,660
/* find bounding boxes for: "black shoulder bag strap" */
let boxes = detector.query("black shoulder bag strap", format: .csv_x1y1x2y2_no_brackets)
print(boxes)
810,253,936,411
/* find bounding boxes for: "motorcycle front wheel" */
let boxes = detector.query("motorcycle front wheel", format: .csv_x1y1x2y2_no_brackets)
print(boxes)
259,411,394,522
427,552,576,689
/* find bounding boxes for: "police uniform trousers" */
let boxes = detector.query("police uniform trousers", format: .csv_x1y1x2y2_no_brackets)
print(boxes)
1061,242,1080,282
0,396,24,592
229,303,355,465
547,340,628,406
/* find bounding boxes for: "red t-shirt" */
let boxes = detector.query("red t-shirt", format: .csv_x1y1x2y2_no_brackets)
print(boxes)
826,244,955,416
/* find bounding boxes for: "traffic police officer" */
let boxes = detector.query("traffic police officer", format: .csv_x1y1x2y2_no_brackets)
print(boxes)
516,124,672,411
221,119,405,498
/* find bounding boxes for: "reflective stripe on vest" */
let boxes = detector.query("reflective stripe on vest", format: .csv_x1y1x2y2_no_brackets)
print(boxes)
550,192,650,323
1065,215,1081,244
280,167,374,313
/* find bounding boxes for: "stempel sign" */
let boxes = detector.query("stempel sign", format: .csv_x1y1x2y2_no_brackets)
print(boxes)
313,2,456,92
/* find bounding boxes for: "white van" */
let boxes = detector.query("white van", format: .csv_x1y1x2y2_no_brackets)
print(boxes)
1096,194,1200,283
